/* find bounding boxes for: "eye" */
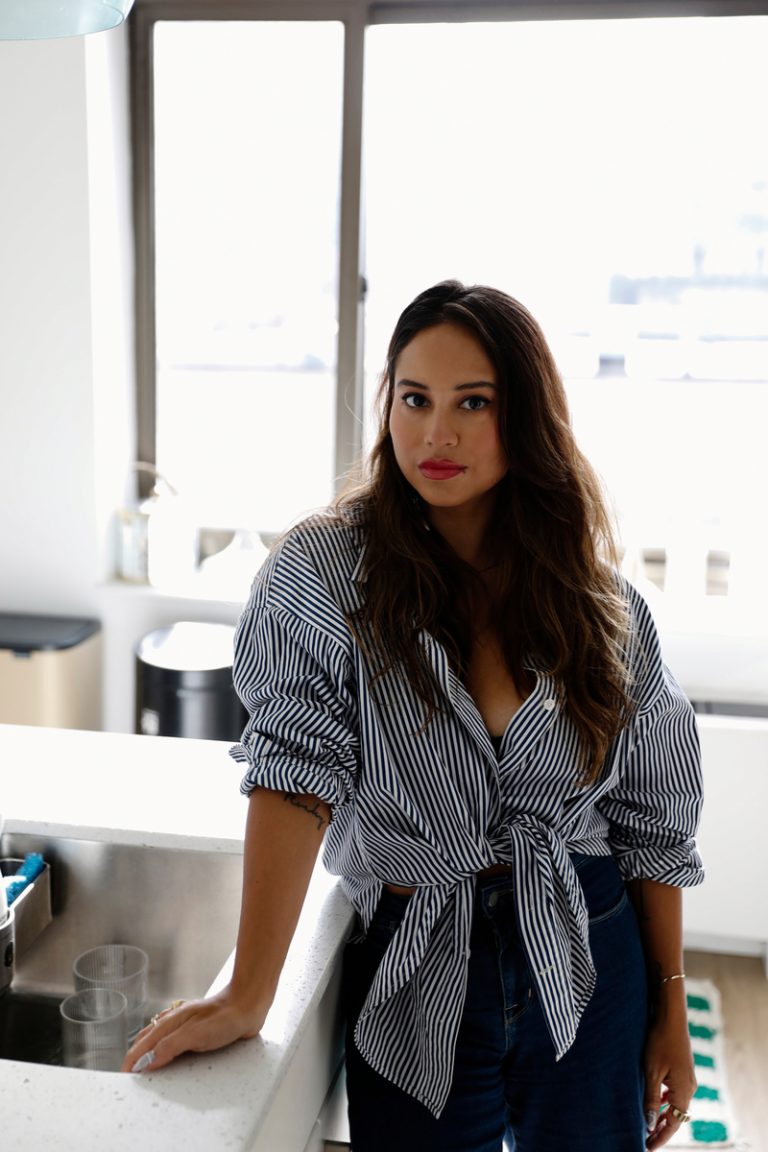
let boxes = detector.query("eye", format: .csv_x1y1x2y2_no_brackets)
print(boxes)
402,392,429,408
460,395,492,411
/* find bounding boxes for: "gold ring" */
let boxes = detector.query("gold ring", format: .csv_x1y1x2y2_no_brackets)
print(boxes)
668,1106,692,1124
151,1000,184,1028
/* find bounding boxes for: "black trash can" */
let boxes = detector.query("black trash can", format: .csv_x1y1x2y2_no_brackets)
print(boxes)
135,621,247,741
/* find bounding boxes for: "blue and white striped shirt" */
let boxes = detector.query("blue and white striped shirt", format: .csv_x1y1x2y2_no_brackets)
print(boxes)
230,509,704,1117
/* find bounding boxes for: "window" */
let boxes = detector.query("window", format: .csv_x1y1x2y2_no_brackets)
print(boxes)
151,19,344,533
363,15,768,599
133,1,768,605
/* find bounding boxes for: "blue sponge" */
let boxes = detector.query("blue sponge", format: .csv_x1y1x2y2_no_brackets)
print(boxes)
6,853,46,905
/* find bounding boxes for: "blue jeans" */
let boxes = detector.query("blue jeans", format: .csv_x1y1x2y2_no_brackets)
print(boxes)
342,854,648,1152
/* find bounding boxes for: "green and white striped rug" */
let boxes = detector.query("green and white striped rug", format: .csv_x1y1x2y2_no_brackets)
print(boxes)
668,978,742,1149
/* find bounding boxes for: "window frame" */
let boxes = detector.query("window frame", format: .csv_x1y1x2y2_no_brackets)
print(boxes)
129,0,768,501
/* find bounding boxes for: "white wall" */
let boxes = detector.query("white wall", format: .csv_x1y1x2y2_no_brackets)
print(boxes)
85,25,137,583
685,716,768,965
0,26,134,618
0,24,142,732
0,27,246,735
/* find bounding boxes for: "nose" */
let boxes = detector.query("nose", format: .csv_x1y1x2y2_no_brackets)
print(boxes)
425,407,458,448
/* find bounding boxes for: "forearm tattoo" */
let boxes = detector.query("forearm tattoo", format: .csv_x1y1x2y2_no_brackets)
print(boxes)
284,793,328,831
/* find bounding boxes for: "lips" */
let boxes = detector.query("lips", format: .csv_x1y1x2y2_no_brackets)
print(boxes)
418,459,466,480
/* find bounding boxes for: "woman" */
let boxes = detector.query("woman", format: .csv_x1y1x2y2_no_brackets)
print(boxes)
123,281,703,1152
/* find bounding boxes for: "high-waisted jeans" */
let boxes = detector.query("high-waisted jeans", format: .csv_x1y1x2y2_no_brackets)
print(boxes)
342,853,648,1152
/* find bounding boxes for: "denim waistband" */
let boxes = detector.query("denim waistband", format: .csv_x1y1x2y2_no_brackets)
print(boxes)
475,851,620,927
475,851,602,891
377,853,613,916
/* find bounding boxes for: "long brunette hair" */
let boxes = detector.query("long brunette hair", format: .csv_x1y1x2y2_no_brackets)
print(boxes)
338,280,633,783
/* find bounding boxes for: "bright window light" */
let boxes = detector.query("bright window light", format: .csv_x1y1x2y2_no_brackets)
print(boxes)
153,21,343,533
363,17,768,600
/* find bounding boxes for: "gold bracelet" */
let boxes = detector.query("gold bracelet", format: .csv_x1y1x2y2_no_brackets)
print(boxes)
660,972,686,985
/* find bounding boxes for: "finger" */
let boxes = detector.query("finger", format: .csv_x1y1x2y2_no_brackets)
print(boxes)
644,1076,663,1137
646,1102,691,1150
663,1101,692,1129
645,1106,660,1138
125,1022,186,1074
138,1005,223,1071
122,1028,154,1073
122,1002,197,1072
646,1114,672,1150
137,1030,186,1072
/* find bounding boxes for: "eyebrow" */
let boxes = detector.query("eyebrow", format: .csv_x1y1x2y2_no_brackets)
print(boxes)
395,378,497,392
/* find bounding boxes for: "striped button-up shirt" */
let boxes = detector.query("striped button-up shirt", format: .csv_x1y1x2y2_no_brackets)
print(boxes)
230,509,704,1117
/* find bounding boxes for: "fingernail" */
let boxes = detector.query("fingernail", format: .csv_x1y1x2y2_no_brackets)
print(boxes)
131,1049,156,1073
646,1110,658,1133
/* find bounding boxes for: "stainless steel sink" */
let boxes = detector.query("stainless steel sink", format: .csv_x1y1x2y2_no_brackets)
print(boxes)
0,831,243,1067
0,990,63,1065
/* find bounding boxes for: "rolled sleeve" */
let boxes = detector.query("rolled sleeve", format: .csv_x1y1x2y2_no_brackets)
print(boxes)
229,563,358,812
598,581,704,887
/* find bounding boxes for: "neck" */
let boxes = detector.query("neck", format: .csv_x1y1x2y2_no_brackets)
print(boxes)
427,503,493,569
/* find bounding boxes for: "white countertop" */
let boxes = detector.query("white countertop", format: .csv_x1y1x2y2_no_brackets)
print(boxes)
0,723,355,1152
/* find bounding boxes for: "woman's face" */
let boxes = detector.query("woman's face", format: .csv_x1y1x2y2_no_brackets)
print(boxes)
389,322,508,521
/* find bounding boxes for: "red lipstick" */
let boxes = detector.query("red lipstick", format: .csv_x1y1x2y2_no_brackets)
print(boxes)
418,458,466,480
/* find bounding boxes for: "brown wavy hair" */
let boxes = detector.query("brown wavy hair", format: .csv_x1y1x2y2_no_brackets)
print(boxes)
338,280,633,784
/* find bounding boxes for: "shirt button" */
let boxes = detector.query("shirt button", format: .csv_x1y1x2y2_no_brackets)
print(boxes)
542,698,556,712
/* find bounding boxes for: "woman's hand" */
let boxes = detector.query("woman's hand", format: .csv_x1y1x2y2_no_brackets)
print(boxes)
643,991,697,1149
121,788,330,1075
120,987,268,1074
625,880,696,1149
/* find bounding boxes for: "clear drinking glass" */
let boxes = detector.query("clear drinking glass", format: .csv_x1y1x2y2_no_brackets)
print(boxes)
60,988,128,1071
73,944,149,1042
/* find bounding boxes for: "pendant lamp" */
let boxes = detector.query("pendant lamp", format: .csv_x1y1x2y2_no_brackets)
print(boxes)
0,0,135,39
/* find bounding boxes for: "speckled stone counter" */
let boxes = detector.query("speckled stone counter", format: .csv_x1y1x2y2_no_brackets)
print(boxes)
0,724,355,1152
